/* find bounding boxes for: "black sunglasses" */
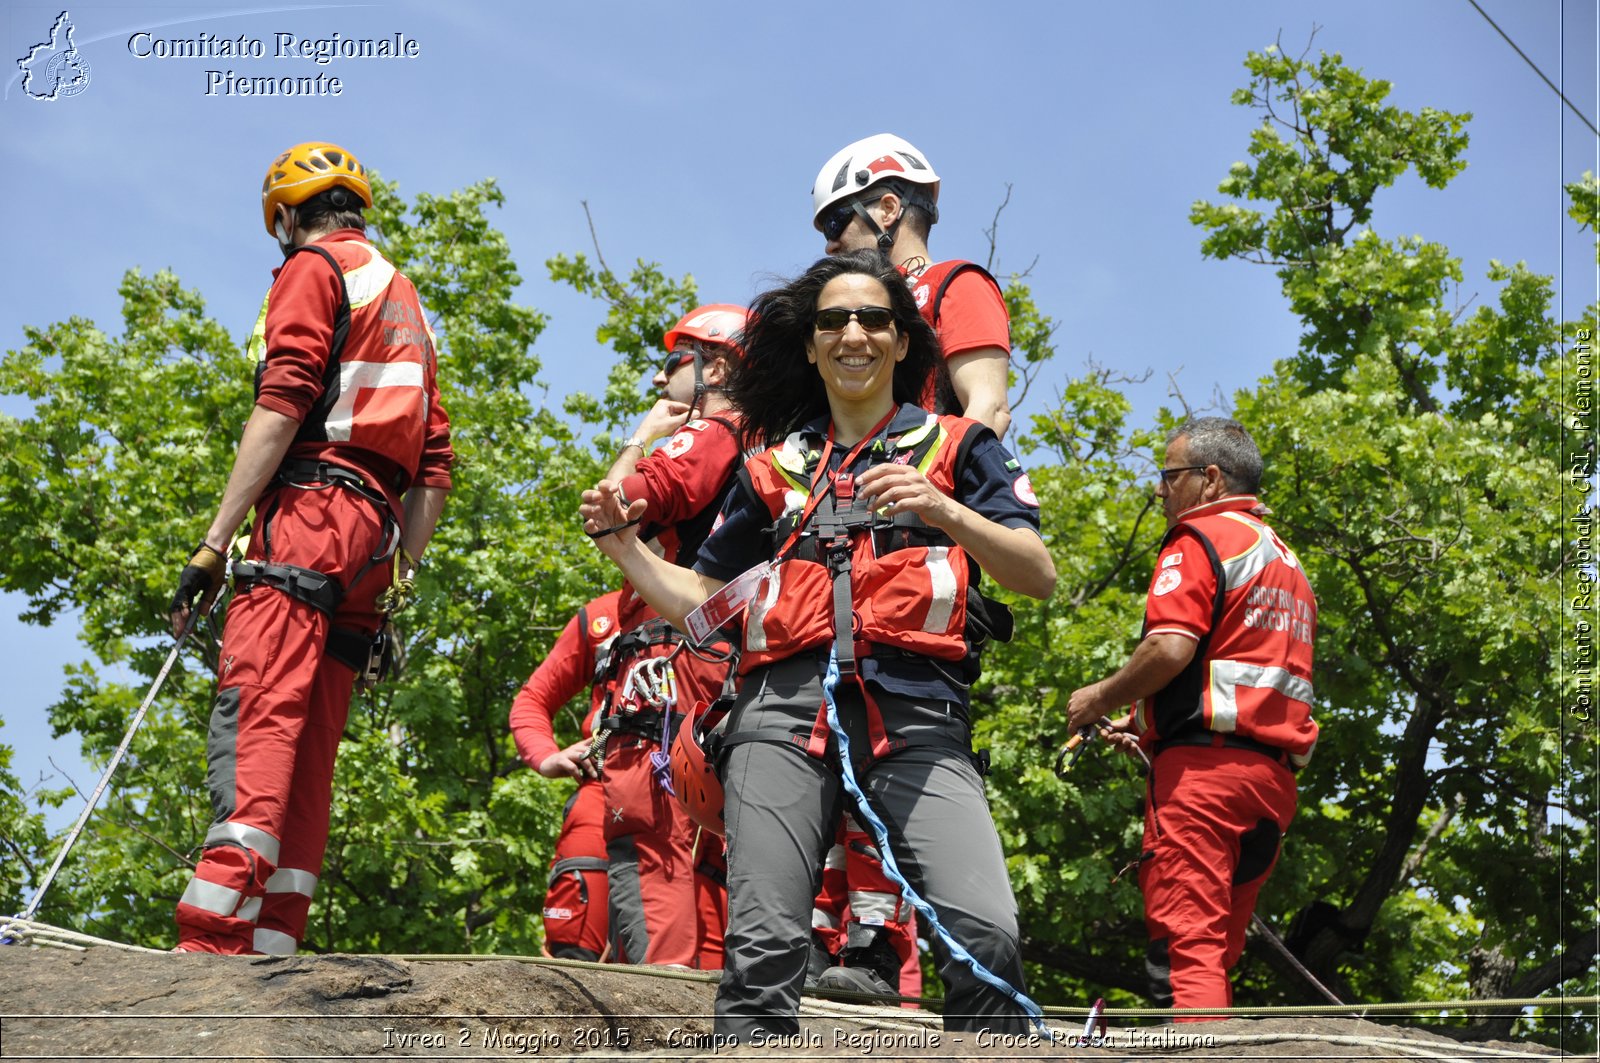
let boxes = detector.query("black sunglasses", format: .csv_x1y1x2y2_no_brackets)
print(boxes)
819,202,856,242
814,306,896,332
661,340,725,378
819,193,887,242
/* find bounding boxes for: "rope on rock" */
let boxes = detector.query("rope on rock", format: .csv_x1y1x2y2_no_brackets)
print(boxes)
0,917,168,954
5,917,1590,1057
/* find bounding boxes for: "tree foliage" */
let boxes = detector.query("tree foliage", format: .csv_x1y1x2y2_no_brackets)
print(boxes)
0,40,1591,1053
1182,43,1593,1039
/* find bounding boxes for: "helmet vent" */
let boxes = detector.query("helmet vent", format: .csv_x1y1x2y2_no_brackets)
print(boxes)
325,150,344,167
293,160,315,173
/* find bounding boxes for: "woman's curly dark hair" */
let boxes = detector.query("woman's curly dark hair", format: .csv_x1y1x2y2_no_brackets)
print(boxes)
725,249,949,451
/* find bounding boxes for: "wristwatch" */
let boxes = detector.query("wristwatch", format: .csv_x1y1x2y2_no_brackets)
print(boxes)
621,436,648,452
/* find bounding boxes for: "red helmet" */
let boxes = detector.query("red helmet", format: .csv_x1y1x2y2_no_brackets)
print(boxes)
663,304,749,358
670,716,725,836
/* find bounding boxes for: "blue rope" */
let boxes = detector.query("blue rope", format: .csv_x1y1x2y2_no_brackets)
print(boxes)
820,647,1050,1033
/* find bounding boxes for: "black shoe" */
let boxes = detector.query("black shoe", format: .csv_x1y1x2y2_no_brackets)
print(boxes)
815,927,900,997
815,963,895,996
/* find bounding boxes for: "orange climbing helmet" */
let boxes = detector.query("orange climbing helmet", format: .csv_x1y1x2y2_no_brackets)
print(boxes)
261,141,372,236
670,714,725,836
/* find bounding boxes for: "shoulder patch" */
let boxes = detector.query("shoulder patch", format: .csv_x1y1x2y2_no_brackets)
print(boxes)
663,432,695,459
1153,568,1183,596
1013,473,1039,507
590,615,612,637
1162,552,1183,569
684,419,709,432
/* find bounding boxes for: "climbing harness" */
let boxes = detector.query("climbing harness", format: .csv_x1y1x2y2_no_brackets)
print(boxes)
237,458,405,689
586,645,682,782
3,609,201,942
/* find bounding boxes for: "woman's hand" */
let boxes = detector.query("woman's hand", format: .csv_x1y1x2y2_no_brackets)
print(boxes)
856,464,956,528
581,480,648,559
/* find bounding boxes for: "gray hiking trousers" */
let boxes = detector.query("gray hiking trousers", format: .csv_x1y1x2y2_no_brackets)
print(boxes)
713,655,1030,1041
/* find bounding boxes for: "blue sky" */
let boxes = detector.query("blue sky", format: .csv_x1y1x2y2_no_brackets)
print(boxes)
2,0,1596,830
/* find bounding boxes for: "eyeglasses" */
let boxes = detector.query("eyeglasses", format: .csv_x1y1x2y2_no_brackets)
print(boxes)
819,202,856,242
1155,465,1213,485
818,193,886,242
814,306,896,332
661,340,721,378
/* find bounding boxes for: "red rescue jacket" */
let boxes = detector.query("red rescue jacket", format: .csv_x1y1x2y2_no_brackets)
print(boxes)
1134,498,1319,767
740,411,982,673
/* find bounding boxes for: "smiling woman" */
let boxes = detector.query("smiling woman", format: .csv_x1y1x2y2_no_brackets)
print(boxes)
579,249,1056,1041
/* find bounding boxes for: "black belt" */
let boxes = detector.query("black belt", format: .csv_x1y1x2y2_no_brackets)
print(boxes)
1153,731,1298,773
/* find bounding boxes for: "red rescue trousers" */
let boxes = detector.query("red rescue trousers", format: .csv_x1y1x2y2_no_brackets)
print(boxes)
601,641,730,969
1139,745,1297,1018
543,779,610,961
174,483,390,955
812,816,922,998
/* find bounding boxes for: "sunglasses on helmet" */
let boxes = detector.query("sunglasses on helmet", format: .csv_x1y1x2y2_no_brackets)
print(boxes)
814,306,896,332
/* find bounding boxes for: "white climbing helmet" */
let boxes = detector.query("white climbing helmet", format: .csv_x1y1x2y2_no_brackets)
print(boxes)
810,133,941,232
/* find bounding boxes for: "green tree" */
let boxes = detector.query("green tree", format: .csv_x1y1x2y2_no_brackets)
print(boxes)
1185,43,1594,1038
0,178,611,954
978,44,1594,1052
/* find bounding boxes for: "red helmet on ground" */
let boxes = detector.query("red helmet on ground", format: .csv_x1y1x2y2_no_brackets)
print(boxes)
670,717,725,836
663,304,749,359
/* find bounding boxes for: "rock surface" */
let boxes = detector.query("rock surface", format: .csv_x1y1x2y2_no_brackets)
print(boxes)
0,946,1573,1060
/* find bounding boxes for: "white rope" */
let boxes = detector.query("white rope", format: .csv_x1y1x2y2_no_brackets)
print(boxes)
1,924,1573,1058
0,917,167,954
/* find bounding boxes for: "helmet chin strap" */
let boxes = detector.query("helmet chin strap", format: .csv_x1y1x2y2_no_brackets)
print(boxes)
850,200,898,253
689,350,707,422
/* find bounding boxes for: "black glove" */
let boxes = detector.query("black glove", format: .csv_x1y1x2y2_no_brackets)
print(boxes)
170,542,227,636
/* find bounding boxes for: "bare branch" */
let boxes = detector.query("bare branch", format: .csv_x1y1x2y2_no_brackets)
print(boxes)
984,183,1014,275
